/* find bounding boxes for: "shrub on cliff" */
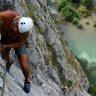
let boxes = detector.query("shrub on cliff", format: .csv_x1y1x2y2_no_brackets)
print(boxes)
78,5,91,17
73,18,79,25
61,5,80,22
57,0,68,12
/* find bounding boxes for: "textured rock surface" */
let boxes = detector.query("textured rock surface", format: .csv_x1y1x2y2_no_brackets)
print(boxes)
0,0,91,96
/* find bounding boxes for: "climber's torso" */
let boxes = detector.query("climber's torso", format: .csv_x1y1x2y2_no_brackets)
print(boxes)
0,11,20,43
0,11,29,44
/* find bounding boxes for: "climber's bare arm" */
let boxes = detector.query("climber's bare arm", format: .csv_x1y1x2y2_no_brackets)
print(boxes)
0,11,19,21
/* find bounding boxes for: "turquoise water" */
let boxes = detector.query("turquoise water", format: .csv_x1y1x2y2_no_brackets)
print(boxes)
63,18,96,63
48,0,96,63
48,0,96,85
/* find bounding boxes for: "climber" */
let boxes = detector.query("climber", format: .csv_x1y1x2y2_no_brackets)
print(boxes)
0,10,33,93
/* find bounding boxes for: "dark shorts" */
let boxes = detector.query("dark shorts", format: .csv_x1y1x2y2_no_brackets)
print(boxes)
14,45,27,55
1,39,27,55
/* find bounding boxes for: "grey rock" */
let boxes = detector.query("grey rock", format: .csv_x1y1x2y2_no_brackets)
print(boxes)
0,0,91,96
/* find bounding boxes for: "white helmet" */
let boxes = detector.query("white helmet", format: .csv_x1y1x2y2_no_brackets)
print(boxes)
18,17,33,33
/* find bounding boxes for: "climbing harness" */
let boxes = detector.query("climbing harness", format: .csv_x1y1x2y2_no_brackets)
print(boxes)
1,45,6,96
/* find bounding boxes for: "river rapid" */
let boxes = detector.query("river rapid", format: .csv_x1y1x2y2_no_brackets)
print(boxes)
48,0,96,84
48,0,96,64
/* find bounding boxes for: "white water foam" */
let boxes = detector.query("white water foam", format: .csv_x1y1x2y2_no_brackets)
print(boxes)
78,52,96,68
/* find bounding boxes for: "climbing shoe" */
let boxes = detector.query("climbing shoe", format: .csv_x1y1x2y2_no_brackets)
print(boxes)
6,63,12,71
23,81,30,93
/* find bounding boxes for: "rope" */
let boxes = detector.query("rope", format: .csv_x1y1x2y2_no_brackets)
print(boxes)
1,45,6,96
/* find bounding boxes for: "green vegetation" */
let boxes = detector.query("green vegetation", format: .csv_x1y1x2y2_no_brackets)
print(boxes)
61,86,67,91
88,85,96,96
46,43,58,67
57,0,68,12
61,80,73,90
71,0,93,9
67,80,73,88
76,58,88,76
86,22,90,25
27,4,37,19
46,43,67,85
57,0,92,25
46,42,74,88
77,23,83,29
58,0,80,22
94,22,96,27
58,66,67,86
78,5,91,17
76,57,96,95
73,18,79,25
54,18,60,24
61,4,80,22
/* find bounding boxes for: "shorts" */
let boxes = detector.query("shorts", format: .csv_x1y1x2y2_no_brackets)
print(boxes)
14,45,27,55
1,39,27,55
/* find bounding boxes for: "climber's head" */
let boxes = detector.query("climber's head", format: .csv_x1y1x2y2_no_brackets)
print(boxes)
11,17,33,33
18,17,33,33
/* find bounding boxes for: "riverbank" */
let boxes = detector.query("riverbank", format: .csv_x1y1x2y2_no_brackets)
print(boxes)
63,13,96,62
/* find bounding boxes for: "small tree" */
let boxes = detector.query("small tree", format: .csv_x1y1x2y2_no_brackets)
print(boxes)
54,18,60,24
61,5,80,22
73,17,79,25
80,0,93,9
77,23,83,29
86,22,89,25
57,0,68,11
78,5,90,17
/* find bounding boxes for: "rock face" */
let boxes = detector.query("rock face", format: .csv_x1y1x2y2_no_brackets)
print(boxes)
93,0,96,6
0,0,91,96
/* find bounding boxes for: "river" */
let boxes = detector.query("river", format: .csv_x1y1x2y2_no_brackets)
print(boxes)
48,0,96,64
47,0,96,84
63,18,96,63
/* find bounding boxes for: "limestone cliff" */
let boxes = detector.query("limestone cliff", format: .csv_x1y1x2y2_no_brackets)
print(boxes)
0,0,91,96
